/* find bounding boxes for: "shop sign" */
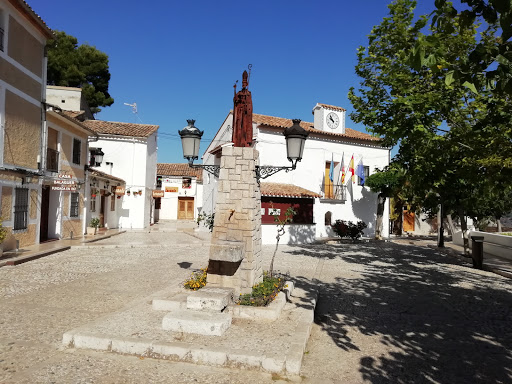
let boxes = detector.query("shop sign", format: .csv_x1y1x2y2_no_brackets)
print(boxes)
115,186,125,195
153,190,164,198
165,187,178,193
54,179,75,185
52,186,77,191
58,174,72,179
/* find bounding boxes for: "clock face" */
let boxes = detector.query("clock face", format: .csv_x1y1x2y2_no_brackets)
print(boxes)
326,112,339,129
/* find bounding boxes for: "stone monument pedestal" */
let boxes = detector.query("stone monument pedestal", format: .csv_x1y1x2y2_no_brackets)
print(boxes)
207,146,262,296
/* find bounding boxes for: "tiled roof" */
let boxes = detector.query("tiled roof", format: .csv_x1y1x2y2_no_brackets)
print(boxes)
14,1,54,38
261,182,321,199
82,120,159,138
252,113,380,142
61,110,85,120
88,168,125,184
316,103,346,112
56,111,96,135
157,163,203,183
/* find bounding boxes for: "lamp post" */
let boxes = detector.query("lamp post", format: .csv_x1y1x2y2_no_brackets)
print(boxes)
179,118,309,181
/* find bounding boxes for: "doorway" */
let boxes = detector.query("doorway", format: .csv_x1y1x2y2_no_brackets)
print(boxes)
178,197,194,220
39,185,50,242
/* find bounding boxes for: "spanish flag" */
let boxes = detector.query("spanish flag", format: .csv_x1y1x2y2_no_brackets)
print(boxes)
349,155,355,183
341,153,346,184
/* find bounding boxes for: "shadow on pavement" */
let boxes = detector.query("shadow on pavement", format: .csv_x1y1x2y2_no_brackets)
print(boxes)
284,242,512,384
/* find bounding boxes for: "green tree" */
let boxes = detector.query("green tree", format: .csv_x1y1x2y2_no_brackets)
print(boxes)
348,0,512,244
418,0,512,95
365,165,405,239
47,31,114,114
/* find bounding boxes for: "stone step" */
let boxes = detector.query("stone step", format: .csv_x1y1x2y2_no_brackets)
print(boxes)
186,288,234,312
162,310,232,336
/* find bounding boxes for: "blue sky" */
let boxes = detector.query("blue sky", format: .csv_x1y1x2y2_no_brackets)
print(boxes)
31,0,437,163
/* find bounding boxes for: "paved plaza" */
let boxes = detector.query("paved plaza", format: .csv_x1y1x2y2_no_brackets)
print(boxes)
0,230,511,383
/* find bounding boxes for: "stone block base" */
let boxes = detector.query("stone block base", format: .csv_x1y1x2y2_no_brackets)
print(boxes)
162,310,232,336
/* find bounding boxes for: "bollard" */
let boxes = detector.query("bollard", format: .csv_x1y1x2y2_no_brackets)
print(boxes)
471,235,485,269
16,240,19,252
70,231,73,240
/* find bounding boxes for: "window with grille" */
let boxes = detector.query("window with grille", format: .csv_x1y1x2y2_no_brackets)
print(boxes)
72,138,81,165
70,192,79,217
14,188,29,230
90,190,96,212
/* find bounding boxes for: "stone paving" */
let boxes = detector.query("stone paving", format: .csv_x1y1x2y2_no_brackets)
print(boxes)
1,230,511,383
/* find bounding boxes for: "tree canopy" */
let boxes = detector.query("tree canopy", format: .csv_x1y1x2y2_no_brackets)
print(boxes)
349,0,512,227
47,31,114,114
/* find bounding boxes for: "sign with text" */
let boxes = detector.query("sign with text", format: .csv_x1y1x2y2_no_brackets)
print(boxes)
165,187,178,193
115,186,125,195
52,186,77,191
153,190,164,198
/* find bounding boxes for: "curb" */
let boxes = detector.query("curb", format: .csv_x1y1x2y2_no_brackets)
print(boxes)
425,244,512,280
0,246,71,267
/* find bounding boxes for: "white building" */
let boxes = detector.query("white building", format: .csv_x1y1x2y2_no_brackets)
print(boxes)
154,163,203,221
202,103,391,244
82,120,159,229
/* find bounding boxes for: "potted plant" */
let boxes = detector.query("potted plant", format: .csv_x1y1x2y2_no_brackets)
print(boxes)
87,217,100,236
0,219,7,256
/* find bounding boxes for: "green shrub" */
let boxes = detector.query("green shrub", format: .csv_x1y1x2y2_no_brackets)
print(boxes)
332,220,367,241
0,219,7,244
89,218,100,228
238,272,286,307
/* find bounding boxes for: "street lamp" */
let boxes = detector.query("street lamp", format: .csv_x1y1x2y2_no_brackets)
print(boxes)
284,119,309,168
179,120,220,177
255,119,309,180
89,148,105,167
178,120,203,165
179,118,308,181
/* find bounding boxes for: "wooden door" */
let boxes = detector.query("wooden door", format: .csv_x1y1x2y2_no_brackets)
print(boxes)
403,210,415,232
178,197,194,220
39,186,50,242
324,162,333,199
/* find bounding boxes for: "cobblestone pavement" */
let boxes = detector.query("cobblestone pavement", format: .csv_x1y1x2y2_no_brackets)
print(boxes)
1,232,511,383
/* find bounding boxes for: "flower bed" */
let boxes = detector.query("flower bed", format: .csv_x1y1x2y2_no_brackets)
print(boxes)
183,268,207,291
238,273,286,307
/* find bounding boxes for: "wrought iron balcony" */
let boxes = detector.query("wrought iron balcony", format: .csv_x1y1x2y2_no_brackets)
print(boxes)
46,148,59,172
322,183,347,202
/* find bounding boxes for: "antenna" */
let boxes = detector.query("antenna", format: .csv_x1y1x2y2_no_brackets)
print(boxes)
124,102,143,123
124,102,137,114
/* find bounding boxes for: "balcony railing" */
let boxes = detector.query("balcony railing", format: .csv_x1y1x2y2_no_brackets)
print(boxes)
46,148,59,172
322,183,347,202
0,27,4,52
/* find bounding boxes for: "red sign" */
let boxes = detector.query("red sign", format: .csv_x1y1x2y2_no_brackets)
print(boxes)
165,187,178,193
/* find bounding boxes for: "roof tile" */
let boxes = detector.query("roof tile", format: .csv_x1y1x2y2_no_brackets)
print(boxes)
316,103,347,112
252,113,380,142
157,163,203,183
82,120,159,138
261,182,321,199
88,168,125,184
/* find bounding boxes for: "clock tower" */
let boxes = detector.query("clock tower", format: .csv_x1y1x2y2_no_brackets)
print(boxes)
312,103,346,134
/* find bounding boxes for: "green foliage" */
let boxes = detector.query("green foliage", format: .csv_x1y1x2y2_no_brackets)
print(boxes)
183,267,207,291
47,31,114,114
332,220,368,241
197,212,215,232
89,218,100,228
0,219,7,244
425,0,512,95
237,273,286,307
349,0,512,228
365,165,404,198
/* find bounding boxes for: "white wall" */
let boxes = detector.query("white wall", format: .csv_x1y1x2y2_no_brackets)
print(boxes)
262,224,316,245
91,135,152,229
157,176,202,220
256,128,390,238
202,111,391,241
